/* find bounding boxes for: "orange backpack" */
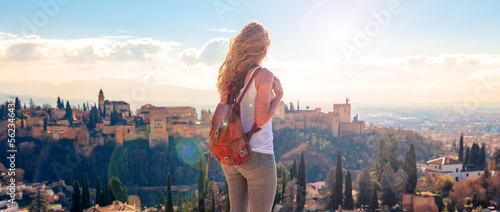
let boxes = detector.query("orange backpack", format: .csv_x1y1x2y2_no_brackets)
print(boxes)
206,66,261,179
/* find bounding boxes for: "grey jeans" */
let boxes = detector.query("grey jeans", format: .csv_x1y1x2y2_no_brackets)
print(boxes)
221,151,277,212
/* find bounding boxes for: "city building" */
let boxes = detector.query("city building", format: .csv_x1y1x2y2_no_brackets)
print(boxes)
426,156,484,181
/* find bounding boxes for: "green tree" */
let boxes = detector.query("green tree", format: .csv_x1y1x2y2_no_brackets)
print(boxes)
464,146,470,165
95,177,102,206
57,97,62,109
479,143,486,167
70,180,82,212
166,173,174,212
198,156,204,200
435,175,454,195
356,168,372,208
43,116,48,131
344,170,354,210
283,178,297,211
82,173,91,209
372,139,388,181
290,158,298,180
211,189,215,212
297,151,306,211
28,183,50,212
380,164,397,208
66,101,73,124
223,182,230,212
404,143,417,193
434,193,444,212
110,177,127,203
371,188,378,212
470,143,480,166
102,180,111,206
177,192,184,212
334,150,343,209
386,138,403,172
458,134,464,162
157,191,165,211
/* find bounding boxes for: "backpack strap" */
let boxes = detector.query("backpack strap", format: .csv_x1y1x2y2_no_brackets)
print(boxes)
237,66,261,104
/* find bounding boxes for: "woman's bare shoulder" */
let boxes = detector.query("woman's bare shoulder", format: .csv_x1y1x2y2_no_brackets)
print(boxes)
256,67,273,81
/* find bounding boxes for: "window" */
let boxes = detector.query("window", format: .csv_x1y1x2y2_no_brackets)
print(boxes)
455,177,459,181
466,173,469,177
439,166,441,169
456,168,458,172
435,166,437,169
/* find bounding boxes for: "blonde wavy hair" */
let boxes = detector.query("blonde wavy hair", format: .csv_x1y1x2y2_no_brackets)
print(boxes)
216,22,271,96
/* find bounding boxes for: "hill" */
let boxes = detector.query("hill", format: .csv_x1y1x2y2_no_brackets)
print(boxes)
273,127,444,182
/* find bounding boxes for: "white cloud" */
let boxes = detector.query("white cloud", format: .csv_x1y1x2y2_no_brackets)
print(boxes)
210,28,237,33
0,33,181,63
178,37,229,65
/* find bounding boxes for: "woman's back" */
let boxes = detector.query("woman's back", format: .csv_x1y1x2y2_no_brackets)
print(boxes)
238,66,274,155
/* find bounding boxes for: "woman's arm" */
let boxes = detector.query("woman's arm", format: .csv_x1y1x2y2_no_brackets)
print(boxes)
254,68,283,127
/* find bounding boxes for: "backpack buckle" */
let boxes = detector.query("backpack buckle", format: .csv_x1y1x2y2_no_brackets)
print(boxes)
239,150,245,157
224,157,230,162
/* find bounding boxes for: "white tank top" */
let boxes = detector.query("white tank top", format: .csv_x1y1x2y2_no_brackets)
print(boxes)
237,66,274,155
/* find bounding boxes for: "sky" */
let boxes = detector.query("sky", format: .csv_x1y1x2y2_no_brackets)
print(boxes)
1,0,500,112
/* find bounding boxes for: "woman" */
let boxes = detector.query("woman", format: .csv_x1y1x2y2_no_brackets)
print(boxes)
216,21,283,212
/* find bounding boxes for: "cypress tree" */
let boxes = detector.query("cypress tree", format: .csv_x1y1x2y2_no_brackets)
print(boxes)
66,101,73,124
297,151,306,211
71,180,82,212
211,189,215,212
82,173,91,209
344,170,354,210
458,134,464,162
198,156,204,200
157,191,165,211
470,143,480,166
334,150,343,209
102,180,111,206
177,192,183,212
371,188,378,212
57,97,61,109
223,182,230,212
43,116,48,131
405,143,417,193
95,177,102,206
464,146,470,165
166,173,173,212
479,143,486,168
290,159,298,180
282,168,287,204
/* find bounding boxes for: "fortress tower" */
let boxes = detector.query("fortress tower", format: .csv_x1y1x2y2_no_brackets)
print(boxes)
333,97,351,123
98,88,104,114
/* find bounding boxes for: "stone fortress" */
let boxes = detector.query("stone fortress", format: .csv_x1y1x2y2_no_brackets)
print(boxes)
28,89,364,147
273,98,365,137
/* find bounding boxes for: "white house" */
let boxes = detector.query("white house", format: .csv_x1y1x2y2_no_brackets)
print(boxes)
426,156,484,181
